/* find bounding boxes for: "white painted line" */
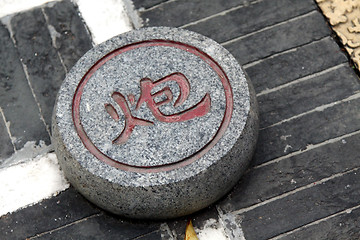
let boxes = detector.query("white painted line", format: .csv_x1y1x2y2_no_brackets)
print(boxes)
0,153,69,217
196,218,229,240
0,0,55,18
1,141,53,169
74,0,133,45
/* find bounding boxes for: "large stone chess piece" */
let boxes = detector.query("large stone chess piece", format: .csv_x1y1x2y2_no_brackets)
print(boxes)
52,27,258,219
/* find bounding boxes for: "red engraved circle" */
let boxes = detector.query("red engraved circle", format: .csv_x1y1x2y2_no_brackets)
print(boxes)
72,40,233,173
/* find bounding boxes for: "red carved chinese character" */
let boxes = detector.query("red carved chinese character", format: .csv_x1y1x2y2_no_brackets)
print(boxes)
105,92,153,145
105,73,211,145
136,72,211,122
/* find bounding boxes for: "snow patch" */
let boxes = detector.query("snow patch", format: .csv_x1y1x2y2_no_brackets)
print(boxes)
0,0,54,18
75,0,133,44
0,141,53,169
280,135,292,141
46,24,62,48
283,144,293,153
0,152,69,217
122,0,143,28
196,218,228,240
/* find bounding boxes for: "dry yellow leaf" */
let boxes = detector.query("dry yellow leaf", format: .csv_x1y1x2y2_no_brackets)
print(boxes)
184,220,199,240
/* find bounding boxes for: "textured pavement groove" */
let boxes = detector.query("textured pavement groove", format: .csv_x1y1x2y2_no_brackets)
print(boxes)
219,131,360,212
131,0,170,10
182,0,317,43
0,0,93,158
275,205,360,240
0,22,49,150
10,8,67,129
222,11,331,65
0,188,101,239
238,168,360,239
254,96,360,166
257,65,360,128
140,0,253,28
0,111,14,159
30,211,161,240
0,2,100,239
244,37,348,94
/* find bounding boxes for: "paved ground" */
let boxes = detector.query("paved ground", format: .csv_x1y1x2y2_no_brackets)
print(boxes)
1,0,360,239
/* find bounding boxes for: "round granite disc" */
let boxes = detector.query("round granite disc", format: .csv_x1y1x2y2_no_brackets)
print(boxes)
52,27,258,219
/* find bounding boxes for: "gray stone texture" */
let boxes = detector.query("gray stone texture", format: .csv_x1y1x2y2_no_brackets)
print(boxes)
79,46,225,167
0,22,49,149
52,27,258,219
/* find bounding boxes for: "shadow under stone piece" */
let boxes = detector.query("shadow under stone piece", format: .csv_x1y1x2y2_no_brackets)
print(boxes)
52,27,258,219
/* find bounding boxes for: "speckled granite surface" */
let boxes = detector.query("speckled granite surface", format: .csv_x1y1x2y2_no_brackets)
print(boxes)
52,27,258,219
